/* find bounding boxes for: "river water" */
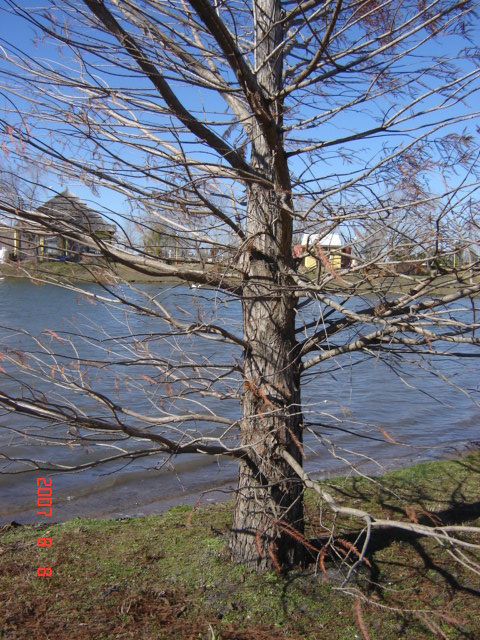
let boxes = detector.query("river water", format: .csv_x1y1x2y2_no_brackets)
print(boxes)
0,278,479,524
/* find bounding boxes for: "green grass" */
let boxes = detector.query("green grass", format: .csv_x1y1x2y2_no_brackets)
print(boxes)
3,259,479,295
0,258,233,285
1,450,479,639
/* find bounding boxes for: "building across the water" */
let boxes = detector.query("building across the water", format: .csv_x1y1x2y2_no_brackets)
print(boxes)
0,225,14,260
0,189,115,262
293,232,352,270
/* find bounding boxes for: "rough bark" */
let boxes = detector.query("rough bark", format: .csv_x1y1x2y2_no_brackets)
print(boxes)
229,0,305,570
229,226,305,570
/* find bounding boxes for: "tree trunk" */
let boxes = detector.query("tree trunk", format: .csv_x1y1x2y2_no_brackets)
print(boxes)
229,140,305,571
229,248,305,570
228,0,305,571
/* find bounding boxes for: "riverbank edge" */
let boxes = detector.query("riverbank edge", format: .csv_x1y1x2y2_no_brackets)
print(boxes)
2,259,477,294
2,440,474,528
1,448,479,639
0,260,186,284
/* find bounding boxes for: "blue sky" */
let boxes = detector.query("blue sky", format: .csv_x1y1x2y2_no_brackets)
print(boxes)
0,3,131,223
1,1,479,236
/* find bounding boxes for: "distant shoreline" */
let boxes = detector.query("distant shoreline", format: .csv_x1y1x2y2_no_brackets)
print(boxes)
2,259,477,294
0,260,192,284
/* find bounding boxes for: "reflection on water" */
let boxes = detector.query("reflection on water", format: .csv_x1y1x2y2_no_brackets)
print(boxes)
0,279,479,523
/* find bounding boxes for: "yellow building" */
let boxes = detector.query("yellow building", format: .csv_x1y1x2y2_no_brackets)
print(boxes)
300,232,344,270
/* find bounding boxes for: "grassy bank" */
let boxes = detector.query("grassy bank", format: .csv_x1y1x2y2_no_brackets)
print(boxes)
2,260,478,295
0,260,182,284
0,259,241,286
1,450,479,639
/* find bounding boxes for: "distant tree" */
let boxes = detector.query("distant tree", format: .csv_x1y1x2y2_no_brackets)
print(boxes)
142,220,166,258
353,198,429,270
0,158,44,223
0,0,479,579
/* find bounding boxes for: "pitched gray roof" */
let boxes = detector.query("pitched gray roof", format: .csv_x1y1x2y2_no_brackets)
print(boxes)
36,189,116,236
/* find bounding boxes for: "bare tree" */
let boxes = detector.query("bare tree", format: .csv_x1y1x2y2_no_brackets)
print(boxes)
0,157,45,218
0,0,480,573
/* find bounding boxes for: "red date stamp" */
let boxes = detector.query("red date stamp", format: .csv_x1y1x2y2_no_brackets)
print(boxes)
36,477,53,577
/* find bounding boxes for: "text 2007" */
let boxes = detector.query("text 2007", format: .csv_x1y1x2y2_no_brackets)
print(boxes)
37,477,53,577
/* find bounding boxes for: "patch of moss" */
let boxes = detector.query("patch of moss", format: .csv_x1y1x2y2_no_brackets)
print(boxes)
1,451,479,639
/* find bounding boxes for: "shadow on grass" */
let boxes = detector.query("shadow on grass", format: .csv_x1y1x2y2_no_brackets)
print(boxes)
295,454,480,638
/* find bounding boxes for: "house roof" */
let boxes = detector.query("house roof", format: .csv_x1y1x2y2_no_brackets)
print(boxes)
301,232,343,248
35,189,116,236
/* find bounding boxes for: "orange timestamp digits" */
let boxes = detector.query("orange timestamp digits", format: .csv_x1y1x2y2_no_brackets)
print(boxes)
36,477,53,577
